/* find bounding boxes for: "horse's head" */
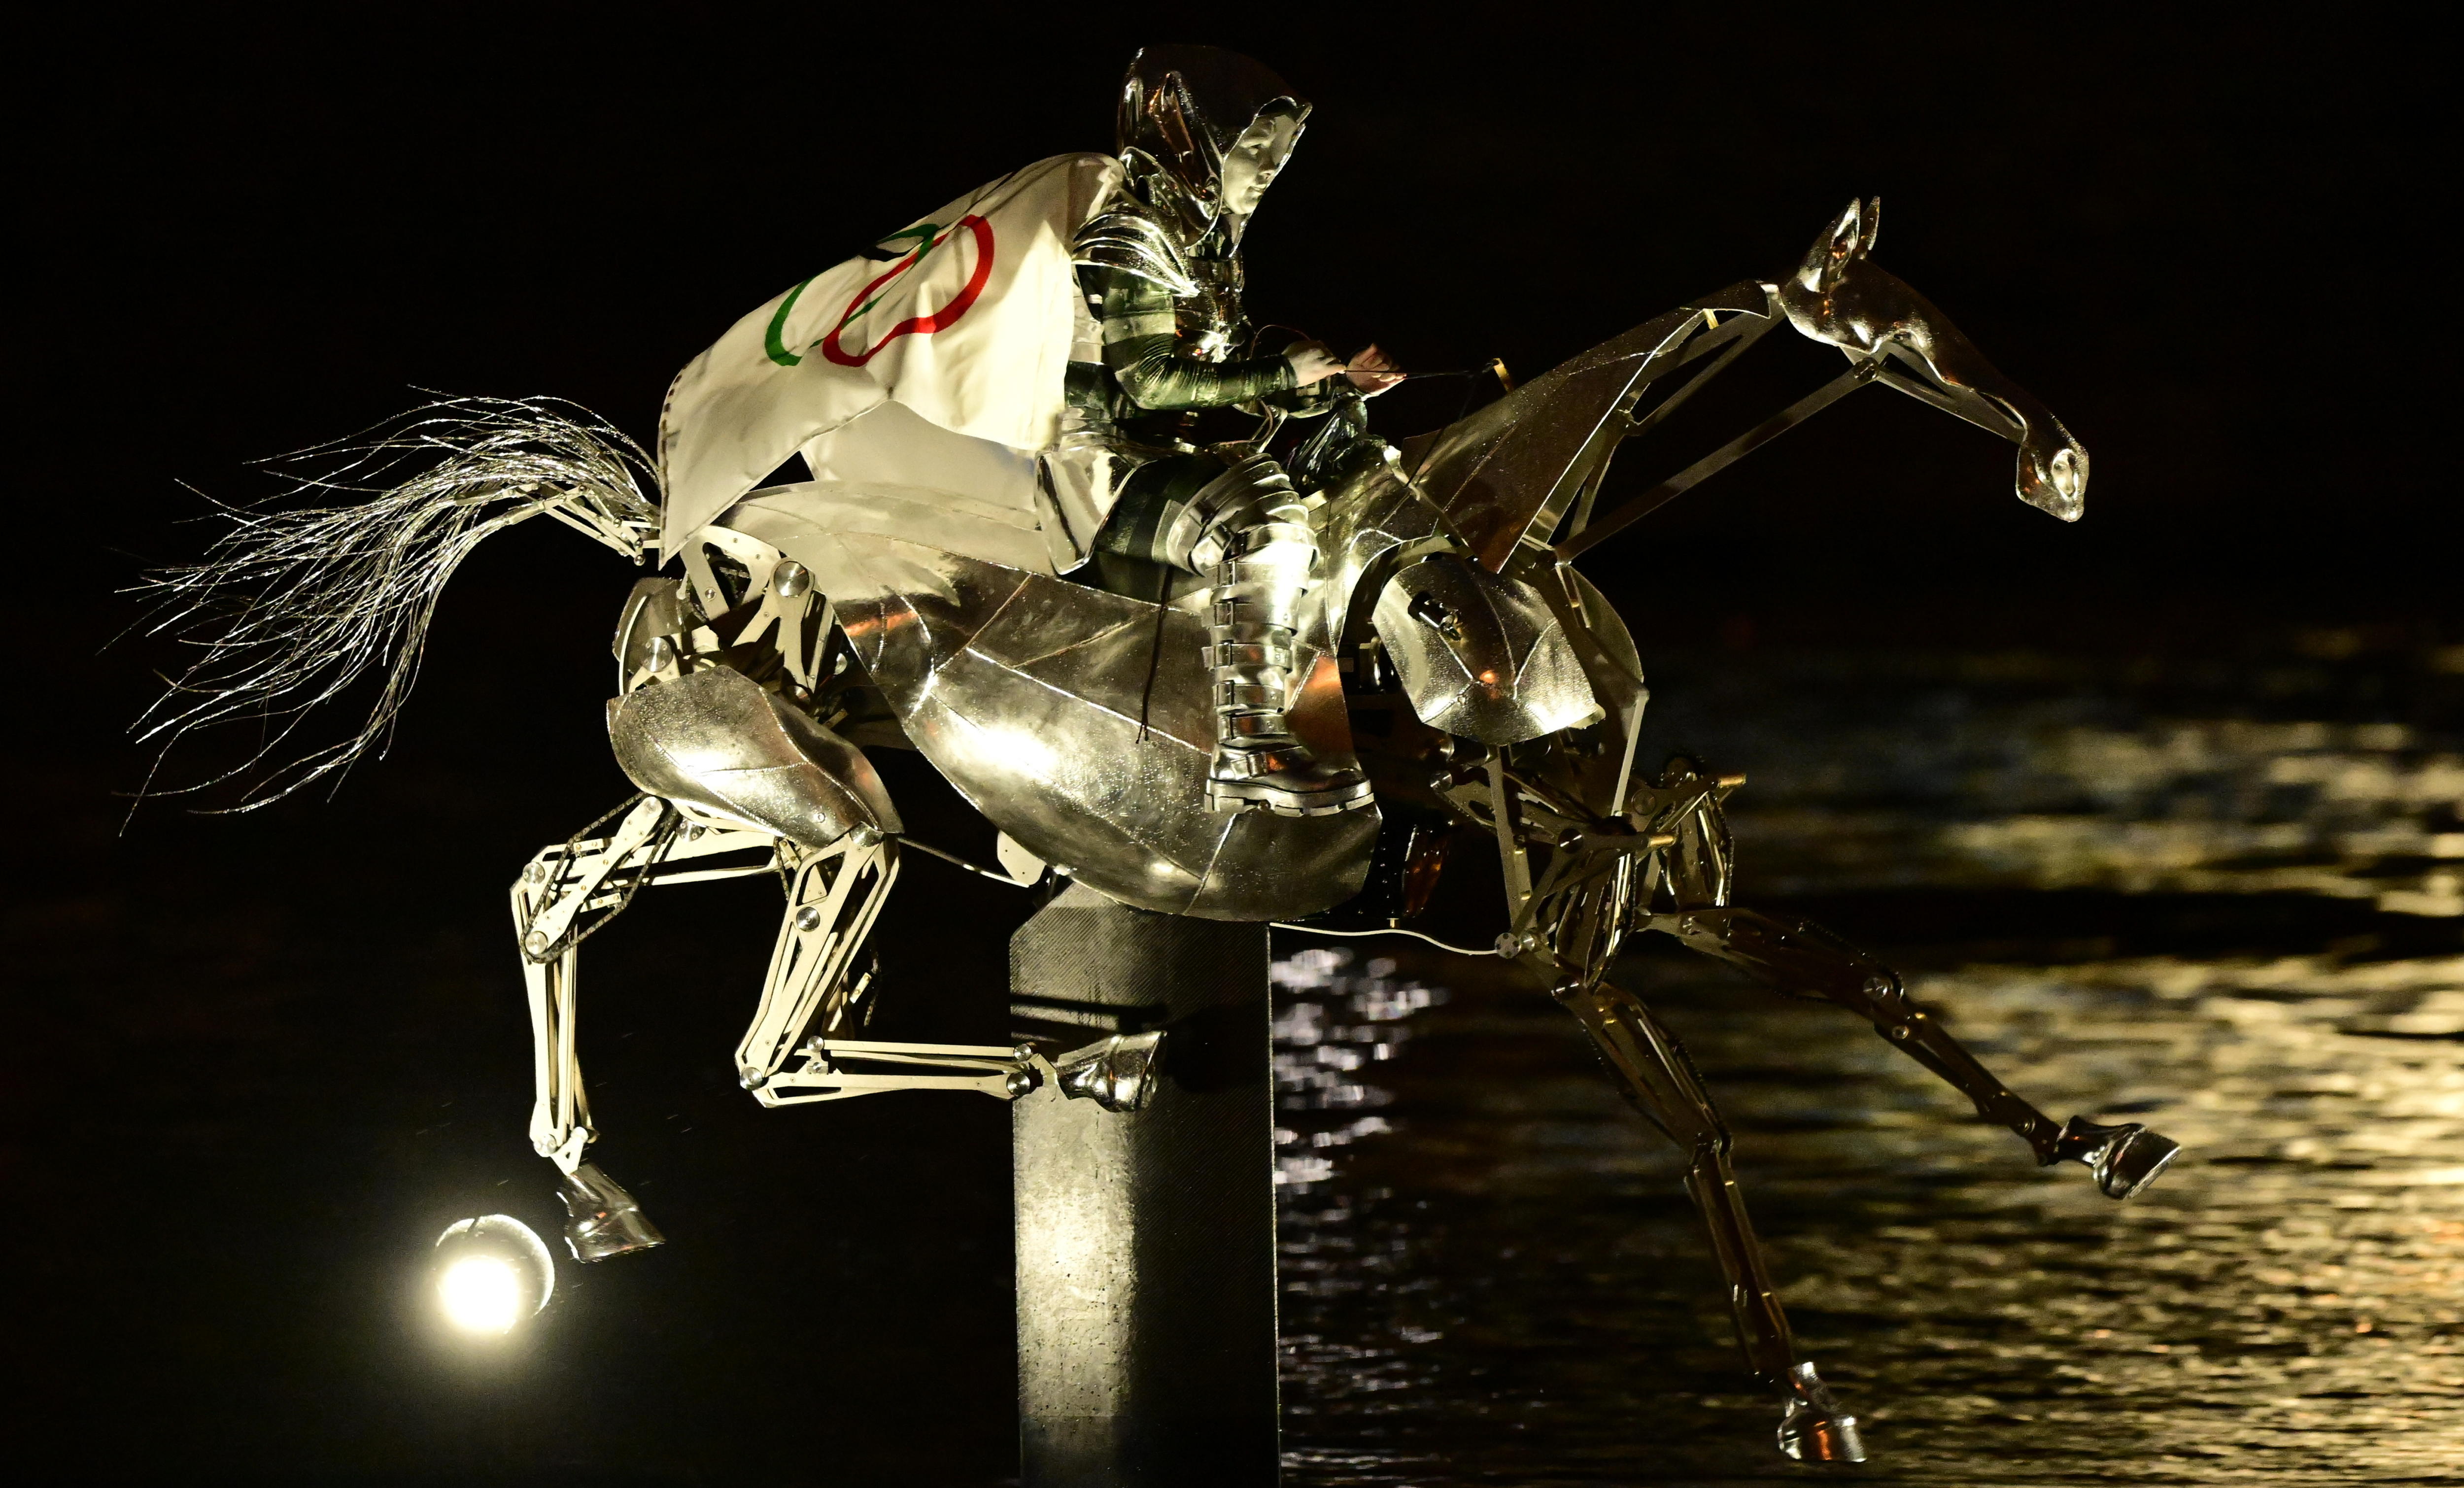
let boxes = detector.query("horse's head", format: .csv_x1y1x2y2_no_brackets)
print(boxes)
1788,198,2089,523
1794,196,1881,297
2012,417,2088,523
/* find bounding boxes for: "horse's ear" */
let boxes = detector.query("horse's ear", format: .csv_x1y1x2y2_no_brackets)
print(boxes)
1800,199,1867,292
1859,197,1881,258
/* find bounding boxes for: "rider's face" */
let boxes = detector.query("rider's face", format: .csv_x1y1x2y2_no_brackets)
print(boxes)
1216,113,1301,224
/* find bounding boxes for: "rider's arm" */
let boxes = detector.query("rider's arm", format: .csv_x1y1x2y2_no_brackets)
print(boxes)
1094,269,1300,411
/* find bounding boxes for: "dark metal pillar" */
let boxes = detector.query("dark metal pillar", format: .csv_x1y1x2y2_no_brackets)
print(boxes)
1011,883,1279,1487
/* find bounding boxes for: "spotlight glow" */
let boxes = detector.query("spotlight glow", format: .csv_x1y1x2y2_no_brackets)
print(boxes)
432,1214,554,1336
439,1255,524,1333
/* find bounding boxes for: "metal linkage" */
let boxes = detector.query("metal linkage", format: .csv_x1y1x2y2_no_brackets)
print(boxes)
755,1032,1170,1113
1641,902,2180,1197
515,797,674,963
1434,745,1704,985
762,1038,1043,1104
736,835,901,1094
1556,355,1883,562
1546,971,1863,1461
1426,728,2181,1461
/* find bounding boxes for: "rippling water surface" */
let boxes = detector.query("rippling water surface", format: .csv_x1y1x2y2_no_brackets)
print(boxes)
1271,637,2464,1485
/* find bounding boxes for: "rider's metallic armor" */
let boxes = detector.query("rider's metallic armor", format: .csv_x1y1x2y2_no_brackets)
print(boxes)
1059,49,1370,817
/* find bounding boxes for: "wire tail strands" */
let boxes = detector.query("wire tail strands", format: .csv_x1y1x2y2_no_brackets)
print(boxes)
129,395,661,812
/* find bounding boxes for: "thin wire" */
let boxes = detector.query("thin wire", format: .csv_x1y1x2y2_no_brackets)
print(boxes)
1244,323,1316,357
1238,320,1495,379
1268,922,1502,957
895,834,1028,886
1237,323,1494,384
1399,365,1490,501
570,812,679,952
523,795,671,960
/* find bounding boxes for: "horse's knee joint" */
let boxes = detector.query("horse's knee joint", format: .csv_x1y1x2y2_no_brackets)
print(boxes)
1858,969,1913,1012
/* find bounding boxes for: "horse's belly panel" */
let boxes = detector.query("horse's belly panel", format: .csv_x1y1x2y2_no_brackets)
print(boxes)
805,535,1374,921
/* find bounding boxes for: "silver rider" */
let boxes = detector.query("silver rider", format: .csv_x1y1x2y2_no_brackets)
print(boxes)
1058,47,1403,816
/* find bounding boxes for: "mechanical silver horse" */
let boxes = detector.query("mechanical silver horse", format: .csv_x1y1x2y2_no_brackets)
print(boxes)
139,198,2176,1465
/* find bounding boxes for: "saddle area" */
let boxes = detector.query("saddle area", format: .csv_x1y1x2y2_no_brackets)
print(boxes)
698,485,1378,922
755,400,1092,578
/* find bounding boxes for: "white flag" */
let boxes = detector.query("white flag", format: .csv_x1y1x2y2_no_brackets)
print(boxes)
658,152,1122,554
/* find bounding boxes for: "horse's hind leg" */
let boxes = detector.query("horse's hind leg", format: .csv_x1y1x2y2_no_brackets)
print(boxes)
1555,978,1867,1465
735,832,900,1101
1656,907,2180,1198
512,797,679,1260
510,795,774,1260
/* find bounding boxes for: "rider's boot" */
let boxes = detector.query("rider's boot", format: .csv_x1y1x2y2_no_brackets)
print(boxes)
1171,453,1371,817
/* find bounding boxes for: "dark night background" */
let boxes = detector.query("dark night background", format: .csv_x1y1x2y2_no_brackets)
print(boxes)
14,10,2454,1487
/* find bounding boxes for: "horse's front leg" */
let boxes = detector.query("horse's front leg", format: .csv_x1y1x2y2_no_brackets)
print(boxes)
1776,198,2089,522
1552,975,1867,1465
1649,906,2181,1198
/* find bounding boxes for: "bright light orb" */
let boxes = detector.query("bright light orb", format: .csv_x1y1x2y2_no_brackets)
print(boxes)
432,1214,554,1336
440,1255,523,1333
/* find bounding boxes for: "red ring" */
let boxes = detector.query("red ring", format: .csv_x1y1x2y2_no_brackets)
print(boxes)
820,214,996,368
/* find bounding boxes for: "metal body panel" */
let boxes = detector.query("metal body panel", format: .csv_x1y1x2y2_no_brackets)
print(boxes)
1308,461,1449,658
1534,563,1651,819
1370,553,1600,744
720,496,1376,921
605,664,900,848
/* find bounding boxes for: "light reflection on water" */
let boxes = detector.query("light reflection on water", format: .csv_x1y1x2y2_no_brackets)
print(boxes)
1272,642,2464,1485
1650,643,2464,915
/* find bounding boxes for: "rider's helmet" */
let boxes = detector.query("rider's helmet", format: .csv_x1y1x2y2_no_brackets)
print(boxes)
1116,46,1310,252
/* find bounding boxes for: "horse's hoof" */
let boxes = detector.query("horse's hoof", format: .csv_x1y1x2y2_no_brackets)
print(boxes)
2057,1116,2182,1199
557,1161,667,1261
1776,1361,1867,1464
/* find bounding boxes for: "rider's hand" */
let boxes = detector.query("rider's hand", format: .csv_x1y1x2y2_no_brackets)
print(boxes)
1286,340,1347,387
1345,343,1405,396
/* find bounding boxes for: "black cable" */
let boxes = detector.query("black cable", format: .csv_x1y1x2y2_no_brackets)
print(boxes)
1135,562,1173,743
